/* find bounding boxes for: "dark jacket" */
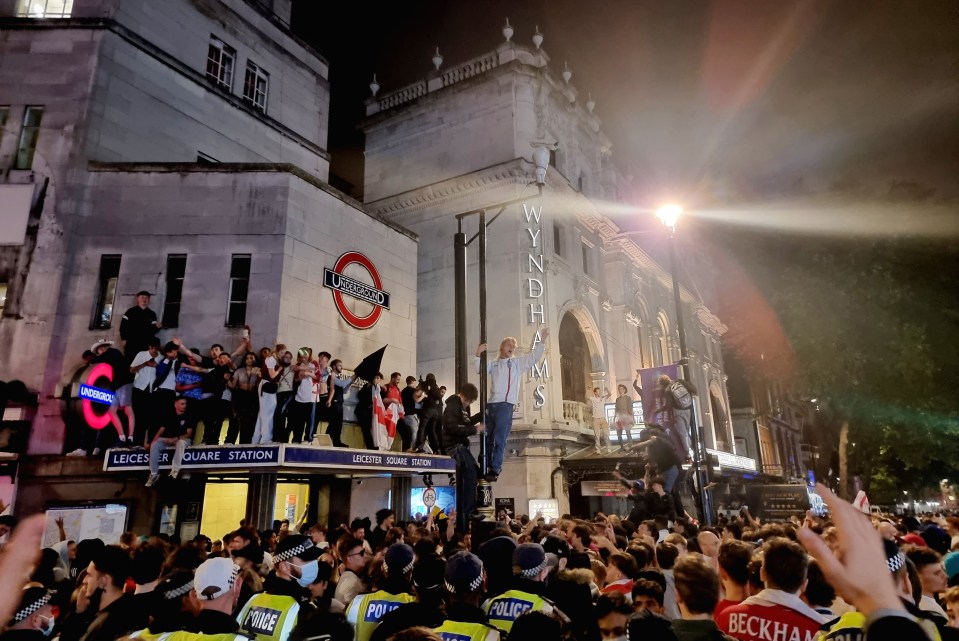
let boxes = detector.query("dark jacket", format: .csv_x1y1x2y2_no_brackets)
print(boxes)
79,594,147,641
400,385,417,415
187,609,241,634
673,619,736,641
369,600,447,641
120,305,159,359
646,489,678,521
442,395,481,454
868,614,945,641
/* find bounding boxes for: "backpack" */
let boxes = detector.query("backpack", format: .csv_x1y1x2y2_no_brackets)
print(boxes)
667,381,693,410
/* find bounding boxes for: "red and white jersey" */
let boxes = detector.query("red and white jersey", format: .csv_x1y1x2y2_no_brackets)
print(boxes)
717,589,829,641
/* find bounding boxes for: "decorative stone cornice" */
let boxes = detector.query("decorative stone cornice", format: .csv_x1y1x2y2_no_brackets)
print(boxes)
579,214,727,336
363,40,603,136
365,157,567,219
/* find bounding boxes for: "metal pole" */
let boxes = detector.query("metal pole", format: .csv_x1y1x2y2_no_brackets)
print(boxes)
476,210,494,520
454,229,468,391
667,233,712,525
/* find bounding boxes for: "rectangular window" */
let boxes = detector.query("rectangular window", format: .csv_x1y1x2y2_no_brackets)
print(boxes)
242,61,269,113
15,106,43,170
0,107,8,140
162,254,187,328
206,37,236,91
226,254,251,327
553,223,564,257
581,242,590,275
0,282,7,317
16,0,73,18
91,255,121,329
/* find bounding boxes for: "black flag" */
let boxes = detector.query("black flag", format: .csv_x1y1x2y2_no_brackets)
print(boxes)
353,345,387,382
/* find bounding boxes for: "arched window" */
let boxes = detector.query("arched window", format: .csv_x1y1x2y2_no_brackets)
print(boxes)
559,312,591,403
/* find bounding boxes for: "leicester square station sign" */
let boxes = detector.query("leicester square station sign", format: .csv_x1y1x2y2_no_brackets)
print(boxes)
323,251,391,330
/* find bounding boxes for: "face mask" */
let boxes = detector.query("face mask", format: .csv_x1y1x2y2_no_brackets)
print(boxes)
39,616,55,637
295,560,319,587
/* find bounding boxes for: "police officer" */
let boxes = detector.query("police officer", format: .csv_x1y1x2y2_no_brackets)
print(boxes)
483,543,566,634
0,588,56,641
132,558,247,641
345,543,416,641
237,535,320,641
370,556,447,641
185,558,246,638
434,551,501,641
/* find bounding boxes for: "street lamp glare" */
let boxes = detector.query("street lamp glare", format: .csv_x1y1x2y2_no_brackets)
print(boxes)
656,204,683,230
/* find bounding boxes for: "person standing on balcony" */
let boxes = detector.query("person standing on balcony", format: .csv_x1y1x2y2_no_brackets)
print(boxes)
589,387,612,453
475,328,548,482
613,384,635,448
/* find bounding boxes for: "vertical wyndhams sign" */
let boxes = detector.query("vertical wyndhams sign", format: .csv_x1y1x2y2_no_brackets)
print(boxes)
523,204,550,409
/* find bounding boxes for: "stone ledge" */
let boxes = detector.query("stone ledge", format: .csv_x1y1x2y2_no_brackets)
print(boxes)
86,161,418,242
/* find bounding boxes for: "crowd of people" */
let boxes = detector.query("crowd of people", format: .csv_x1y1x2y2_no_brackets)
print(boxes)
66,293,454,478
1,486,957,641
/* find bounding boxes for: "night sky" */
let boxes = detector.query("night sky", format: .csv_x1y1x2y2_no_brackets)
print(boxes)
291,0,959,376
292,0,959,206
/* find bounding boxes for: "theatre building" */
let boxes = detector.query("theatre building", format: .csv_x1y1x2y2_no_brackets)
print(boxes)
361,26,758,516
0,0,426,539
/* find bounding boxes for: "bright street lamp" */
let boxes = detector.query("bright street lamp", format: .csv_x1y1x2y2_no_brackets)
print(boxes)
656,204,683,231
656,202,711,525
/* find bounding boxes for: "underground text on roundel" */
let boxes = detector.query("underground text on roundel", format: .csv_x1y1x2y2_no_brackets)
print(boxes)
324,269,391,309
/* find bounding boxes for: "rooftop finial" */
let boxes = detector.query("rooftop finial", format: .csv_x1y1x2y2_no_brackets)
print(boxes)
370,74,380,97
586,92,595,113
532,25,544,49
503,18,513,42
432,47,444,71
562,61,572,84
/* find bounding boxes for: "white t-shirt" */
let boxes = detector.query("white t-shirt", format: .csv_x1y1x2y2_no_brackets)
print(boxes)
919,594,948,619
131,351,159,391
153,358,178,391
258,356,277,393
295,364,317,403
589,396,607,419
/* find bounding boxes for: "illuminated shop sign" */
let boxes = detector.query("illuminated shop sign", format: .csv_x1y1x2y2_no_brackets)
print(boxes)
104,445,281,471
283,445,456,473
324,251,391,330
706,448,757,472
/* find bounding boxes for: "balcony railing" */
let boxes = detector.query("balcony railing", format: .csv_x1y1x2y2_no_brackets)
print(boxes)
563,401,587,427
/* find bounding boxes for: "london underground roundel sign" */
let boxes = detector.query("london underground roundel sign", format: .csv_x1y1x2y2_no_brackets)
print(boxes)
323,251,391,330
79,363,115,430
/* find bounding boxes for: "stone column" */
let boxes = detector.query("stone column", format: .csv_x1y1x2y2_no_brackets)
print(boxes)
245,472,278,531
391,476,412,521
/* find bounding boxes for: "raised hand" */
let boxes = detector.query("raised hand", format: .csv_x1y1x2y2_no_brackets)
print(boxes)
0,515,44,627
796,483,904,617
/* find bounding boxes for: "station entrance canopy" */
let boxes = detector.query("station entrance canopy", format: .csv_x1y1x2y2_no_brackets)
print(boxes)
102,444,457,477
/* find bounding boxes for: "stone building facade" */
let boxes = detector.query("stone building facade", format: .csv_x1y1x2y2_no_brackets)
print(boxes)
362,33,741,514
0,0,416,525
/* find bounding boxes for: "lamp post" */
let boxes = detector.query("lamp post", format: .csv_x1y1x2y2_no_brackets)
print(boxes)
655,204,712,526
453,147,551,523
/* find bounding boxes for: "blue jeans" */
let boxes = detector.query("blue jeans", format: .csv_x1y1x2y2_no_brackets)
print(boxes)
451,446,479,530
663,465,680,493
484,402,514,474
149,438,188,475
